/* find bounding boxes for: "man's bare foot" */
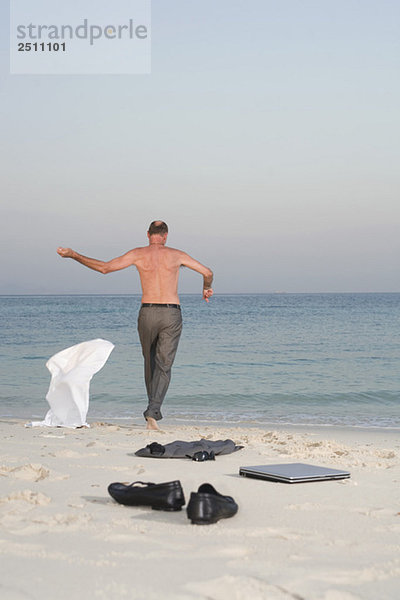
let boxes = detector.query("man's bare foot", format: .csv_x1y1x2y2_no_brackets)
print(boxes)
145,417,160,431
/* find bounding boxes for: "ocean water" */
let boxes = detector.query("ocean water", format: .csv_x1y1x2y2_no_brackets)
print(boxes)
1,294,399,429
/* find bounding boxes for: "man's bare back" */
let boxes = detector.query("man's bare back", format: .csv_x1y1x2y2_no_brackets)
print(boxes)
132,245,187,304
117,244,213,304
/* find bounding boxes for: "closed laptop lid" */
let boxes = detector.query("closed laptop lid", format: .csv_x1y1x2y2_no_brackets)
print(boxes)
239,462,350,483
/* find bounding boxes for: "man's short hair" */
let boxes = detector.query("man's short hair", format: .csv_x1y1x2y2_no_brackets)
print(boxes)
148,221,168,236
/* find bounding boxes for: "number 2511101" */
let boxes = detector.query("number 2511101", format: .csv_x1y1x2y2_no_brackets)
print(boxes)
18,42,66,52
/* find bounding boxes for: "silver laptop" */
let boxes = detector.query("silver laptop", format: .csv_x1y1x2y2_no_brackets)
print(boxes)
239,462,350,483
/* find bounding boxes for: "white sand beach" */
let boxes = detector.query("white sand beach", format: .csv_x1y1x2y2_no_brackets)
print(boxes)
1,419,399,600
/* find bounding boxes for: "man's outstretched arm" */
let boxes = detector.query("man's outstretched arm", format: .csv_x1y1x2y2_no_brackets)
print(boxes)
57,247,136,274
180,252,214,302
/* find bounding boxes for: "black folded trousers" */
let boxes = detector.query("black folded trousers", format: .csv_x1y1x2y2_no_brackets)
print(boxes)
137,305,182,421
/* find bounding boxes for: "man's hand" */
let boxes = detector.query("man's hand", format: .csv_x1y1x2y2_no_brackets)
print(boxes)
57,247,74,258
203,288,213,303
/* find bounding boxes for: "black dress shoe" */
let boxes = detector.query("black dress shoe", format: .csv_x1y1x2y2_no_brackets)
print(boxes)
186,483,238,525
108,480,185,511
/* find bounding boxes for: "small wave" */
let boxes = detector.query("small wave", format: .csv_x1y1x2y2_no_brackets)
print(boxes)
1,389,399,428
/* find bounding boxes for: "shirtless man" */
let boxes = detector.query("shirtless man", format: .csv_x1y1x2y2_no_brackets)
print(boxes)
57,220,213,430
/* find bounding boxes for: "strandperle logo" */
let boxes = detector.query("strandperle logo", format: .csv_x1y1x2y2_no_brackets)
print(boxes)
16,18,148,46
11,0,151,75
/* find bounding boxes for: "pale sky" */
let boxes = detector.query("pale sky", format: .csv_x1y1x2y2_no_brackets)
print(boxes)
1,0,399,294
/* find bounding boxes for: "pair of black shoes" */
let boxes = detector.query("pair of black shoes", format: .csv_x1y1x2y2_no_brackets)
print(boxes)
107,480,238,525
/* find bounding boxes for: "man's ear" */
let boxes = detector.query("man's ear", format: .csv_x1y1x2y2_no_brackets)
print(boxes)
147,232,150,240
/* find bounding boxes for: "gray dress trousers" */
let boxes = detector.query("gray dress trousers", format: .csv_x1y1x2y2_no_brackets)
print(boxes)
137,305,182,421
